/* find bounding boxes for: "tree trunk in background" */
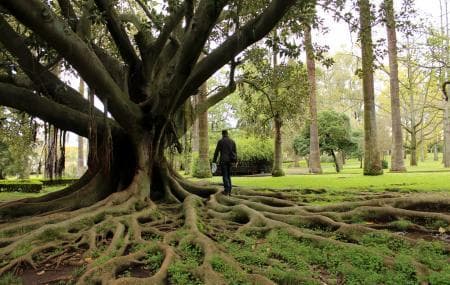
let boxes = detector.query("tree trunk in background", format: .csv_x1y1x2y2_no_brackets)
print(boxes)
444,102,450,166
420,127,425,162
406,39,417,167
359,0,383,175
272,113,285,176
304,24,322,174
45,124,57,180
385,0,406,172
194,79,212,178
78,78,85,177
56,130,66,178
331,150,341,173
441,0,450,167
410,130,417,166
183,129,193,174
434,143,439,161
192,96,199,153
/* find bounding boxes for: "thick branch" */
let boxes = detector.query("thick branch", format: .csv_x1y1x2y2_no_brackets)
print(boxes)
0,16,103,117
57,0,78,30
142,3,185,84
94,0,140,66
0,83,121,138
166,0,228,109
1,0,142,130
176,0,297,108
194,83,237,116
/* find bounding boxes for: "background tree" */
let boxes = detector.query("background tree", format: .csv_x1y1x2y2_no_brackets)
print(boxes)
294,110,356,172
239,48,309,176
304,23,323,174
359,0,383,175
383,0,406,172
0,108,36,179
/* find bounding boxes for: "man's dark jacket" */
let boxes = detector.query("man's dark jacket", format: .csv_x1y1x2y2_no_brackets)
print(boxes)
213,136,237,163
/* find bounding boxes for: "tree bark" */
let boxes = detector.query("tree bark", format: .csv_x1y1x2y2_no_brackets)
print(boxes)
272,113,285,176
434,143,439,161
410,130,417,166
78,79,86,177
304,24,322,174
194,79,212,178
444,102,450,166
384,0,406,172
330,150,341,173
359,0,383,175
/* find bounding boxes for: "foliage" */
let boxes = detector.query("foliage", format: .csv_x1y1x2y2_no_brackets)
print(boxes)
294,110,356,172
237,49,309,136
0,272,21,285
167,240,203,285
203,136,273,167
0,108,37,178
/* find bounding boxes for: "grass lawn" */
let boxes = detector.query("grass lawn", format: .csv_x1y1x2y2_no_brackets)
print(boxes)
2,156,450,203
0,185,67,202
189,157,450,204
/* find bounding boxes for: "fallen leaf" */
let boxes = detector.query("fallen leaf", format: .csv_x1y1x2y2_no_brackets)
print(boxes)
438,227,446,234
36,270,45,276
84,257,93,263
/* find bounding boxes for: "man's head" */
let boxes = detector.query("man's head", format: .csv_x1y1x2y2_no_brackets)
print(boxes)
222,130,228,137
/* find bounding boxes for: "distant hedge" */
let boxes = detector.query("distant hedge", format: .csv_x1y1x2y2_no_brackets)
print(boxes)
0,180,43,193
40,178,78,186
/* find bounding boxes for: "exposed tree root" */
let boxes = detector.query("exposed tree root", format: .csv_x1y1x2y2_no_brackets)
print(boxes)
0,172,449,284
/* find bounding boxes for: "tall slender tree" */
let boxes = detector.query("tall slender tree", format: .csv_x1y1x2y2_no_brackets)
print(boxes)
304,24,322,174
384,0,406,172
358,0,383,175
440,0,450,167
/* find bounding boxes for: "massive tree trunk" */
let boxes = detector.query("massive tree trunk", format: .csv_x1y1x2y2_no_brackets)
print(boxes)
359,0,383,176
384,0,406,172
304,24,322,174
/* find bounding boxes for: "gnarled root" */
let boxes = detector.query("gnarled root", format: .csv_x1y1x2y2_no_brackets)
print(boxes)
0,170,449,284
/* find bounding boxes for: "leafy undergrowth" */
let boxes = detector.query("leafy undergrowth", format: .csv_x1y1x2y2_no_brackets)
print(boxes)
218,229,449,285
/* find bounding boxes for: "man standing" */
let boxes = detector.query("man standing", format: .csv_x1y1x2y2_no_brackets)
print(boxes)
213,130,237,195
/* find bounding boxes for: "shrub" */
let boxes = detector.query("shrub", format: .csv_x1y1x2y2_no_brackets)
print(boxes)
40,178,78,186
209,136,273,162
0,180,42,193
382,160,389,169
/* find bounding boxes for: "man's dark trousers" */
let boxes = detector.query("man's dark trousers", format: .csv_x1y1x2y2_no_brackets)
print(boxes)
221,162,232,195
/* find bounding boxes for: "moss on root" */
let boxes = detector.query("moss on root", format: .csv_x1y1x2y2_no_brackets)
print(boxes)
0,170,449,285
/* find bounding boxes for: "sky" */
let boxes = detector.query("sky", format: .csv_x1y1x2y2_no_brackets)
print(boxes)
319,0,443,53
